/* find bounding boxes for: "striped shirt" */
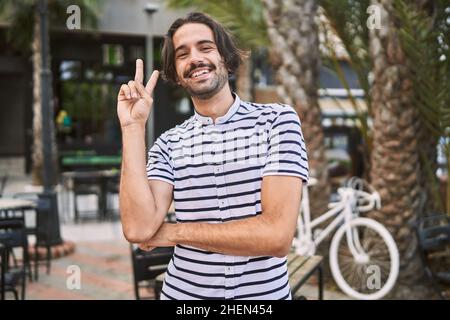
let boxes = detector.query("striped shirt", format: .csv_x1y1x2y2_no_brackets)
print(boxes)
146,94,309,300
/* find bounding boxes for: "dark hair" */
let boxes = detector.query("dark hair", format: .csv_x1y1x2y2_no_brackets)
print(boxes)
161,12,246,85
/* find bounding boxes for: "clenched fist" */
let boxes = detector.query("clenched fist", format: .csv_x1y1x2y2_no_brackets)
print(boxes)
117,59,159,128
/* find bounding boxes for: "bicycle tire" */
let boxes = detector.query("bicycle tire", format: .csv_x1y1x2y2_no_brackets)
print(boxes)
329,217,399,300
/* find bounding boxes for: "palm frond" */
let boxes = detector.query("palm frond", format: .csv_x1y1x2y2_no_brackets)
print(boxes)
319,0,373,161
165,0,268,50
393,0,450,213
394,0,450,139
0,0,101,52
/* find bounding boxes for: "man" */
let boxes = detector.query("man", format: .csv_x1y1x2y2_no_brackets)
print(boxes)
118,12,308,300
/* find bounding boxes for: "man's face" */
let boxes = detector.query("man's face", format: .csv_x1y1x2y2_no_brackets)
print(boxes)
173,23,229,100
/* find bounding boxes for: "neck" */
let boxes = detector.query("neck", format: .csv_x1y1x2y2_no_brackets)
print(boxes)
191,85,234,122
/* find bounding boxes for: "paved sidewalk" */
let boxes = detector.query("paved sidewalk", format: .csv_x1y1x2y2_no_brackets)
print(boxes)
26,240,137,300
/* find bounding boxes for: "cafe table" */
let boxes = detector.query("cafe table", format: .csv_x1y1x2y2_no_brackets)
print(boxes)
61,155,122,171
0,198,36,216
61,169,120,221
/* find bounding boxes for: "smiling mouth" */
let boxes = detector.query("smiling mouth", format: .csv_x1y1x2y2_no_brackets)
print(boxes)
187,67,212,79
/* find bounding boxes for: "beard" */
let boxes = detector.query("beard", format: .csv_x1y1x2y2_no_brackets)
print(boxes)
181,63,229,100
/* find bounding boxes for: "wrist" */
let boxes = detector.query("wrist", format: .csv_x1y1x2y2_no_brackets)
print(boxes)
121,122,146,132
121,123,146,138
167,223,181,245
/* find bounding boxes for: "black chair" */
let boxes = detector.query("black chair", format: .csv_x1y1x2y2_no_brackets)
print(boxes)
0,243,6,299
12,193,52,281
415,214,450,299
0,238,23,300
130,245,173,300
0,173,8,197
0,218,29,299
104,175,120,221
0,211,34,283
73,175,102,222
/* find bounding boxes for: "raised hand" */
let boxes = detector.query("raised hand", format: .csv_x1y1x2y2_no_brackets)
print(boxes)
117,59,159,128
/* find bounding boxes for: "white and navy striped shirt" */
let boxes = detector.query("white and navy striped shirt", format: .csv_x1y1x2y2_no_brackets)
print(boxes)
146,94,309,300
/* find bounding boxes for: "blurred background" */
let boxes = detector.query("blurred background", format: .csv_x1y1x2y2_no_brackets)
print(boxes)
0,0,449,300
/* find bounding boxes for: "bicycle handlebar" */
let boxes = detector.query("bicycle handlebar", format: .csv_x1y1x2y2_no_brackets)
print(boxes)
337,187,381,212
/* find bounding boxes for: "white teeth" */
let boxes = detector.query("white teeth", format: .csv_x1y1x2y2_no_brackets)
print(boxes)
191,69,210,78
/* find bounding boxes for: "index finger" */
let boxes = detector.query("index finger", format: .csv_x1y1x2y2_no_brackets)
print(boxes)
145,70,159,94
134,59,144,83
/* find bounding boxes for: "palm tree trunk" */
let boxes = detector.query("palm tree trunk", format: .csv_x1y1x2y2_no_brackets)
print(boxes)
263,0,329,217
31,5,58,186
369,0,434,298
236,58,253,101
32,10,43,185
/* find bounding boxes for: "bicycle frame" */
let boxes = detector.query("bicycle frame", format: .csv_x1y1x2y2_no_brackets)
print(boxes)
295,184,363,257
294,178,399,300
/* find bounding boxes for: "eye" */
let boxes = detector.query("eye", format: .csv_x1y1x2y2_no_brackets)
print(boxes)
201,46,214,52
177,52,188,59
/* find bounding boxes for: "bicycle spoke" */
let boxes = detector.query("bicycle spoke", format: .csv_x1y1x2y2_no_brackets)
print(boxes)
357,264,367,293
368,259,391,277
339,256,356,275
333,222,397,297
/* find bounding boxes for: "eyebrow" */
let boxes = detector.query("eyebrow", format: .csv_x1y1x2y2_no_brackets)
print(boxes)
174,40,216,54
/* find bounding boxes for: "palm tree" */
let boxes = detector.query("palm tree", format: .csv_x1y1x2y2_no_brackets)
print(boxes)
319,0,373,178
368,0,446,298
0,0,99,185
394,0,450,215
318,0,449,298
263,0,330,218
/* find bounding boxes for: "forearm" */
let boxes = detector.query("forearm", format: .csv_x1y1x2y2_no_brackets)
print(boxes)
175,217,291,257
149,215,293,258
120,124,157,242
139,176,301,257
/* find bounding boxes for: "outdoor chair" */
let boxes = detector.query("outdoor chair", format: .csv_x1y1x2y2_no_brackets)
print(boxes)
0,212,34,283
105,176,120,221
72,175,102,222
415,214,450,299
0,218,29,299
130,245,174,300
0,173,8,197
1,243,7,299
12,192,52,281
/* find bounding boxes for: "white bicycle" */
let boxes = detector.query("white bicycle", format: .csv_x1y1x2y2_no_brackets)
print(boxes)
293,177,399,300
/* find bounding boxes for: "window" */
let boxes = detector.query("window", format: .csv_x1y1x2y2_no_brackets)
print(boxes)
102,44,124,66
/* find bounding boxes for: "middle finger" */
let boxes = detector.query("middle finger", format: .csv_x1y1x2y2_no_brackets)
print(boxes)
128,81,139,99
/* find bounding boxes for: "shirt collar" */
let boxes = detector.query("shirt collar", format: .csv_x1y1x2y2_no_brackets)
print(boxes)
194,93,241,125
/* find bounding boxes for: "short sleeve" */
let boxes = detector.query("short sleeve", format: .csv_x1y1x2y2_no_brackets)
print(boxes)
146,135,174,185
262,106,309,183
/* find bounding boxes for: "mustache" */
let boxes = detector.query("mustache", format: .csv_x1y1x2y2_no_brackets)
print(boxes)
183,62,216,78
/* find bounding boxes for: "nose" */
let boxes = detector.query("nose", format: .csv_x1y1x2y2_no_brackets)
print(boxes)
188,47,204,64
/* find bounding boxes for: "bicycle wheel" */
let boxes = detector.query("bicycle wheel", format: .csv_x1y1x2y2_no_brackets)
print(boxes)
329,217,399,300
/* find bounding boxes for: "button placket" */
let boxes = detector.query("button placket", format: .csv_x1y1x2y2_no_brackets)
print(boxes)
212,122,233,299
214,164,228,217
212,130,229,220
224,264,235,299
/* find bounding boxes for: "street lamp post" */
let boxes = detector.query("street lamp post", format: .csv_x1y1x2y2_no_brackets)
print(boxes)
37,0,62,246
144,5,159,148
